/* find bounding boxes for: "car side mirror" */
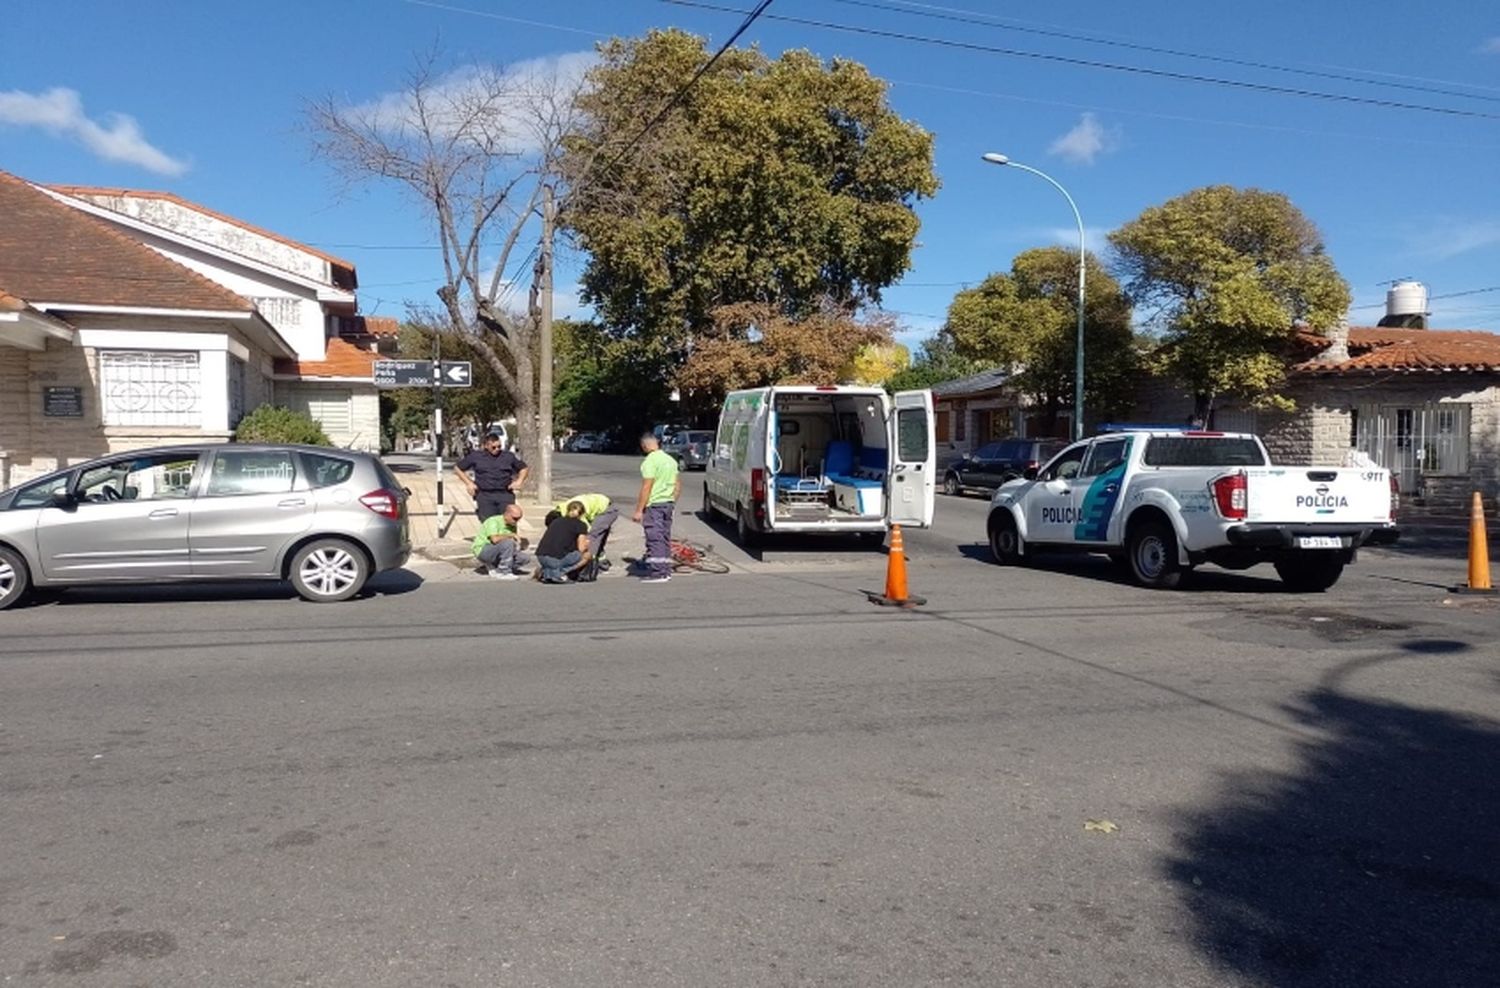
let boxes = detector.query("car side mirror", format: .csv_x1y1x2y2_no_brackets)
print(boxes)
50,489,76,508
1022,466,1038,481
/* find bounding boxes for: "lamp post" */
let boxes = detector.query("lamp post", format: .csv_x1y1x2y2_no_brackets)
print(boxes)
981,152,1086,441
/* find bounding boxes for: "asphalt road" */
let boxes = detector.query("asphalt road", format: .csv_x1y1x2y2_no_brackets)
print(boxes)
2,453,1497,986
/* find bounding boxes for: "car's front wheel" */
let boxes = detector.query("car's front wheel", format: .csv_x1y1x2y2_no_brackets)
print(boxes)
0,546,32,611
289,538,370,603
989,512,1024,565
943,473,962,496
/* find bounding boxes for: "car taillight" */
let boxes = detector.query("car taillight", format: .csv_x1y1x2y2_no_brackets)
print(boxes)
1389,474,1400,521
750,468,766,501
359,488,401,520
1211,472,1247,520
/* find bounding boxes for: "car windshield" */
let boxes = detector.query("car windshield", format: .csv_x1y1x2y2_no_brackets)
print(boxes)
688,432,714,443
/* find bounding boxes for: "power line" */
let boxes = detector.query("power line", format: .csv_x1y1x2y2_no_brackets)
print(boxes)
591,0,779,179
889,78,1500,152
660,0,1500,121
1351,286,1500,310
829,0,1500,106
399,0,609,37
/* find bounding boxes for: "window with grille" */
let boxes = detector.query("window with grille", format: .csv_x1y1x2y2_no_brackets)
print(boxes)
251,296,303,334
99,351,201,427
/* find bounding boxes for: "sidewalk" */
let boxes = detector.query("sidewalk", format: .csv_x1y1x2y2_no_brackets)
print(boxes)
396,465,647,573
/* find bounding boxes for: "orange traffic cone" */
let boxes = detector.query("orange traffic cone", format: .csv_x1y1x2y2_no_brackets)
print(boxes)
1452,492,1496,595
867,524,927,608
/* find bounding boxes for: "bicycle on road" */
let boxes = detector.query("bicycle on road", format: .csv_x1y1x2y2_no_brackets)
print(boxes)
668,538,732,574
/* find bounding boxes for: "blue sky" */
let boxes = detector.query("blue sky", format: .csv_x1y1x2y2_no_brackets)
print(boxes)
3,0,1499,341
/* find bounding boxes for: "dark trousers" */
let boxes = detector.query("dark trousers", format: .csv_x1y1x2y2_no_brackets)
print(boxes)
642,502,674,578
475,490,515,522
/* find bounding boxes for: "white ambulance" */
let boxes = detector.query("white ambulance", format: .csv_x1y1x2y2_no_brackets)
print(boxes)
702,386,937,545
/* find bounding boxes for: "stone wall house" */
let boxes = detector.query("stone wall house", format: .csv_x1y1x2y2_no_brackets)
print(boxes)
0,171,390,487
42,182,386,454
1130,324,1500,499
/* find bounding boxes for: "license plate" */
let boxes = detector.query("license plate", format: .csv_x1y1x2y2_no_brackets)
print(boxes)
1298,536,1343,549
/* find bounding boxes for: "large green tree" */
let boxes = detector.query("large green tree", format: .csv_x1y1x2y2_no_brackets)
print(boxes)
884,333,984,392
553,319,677,435
1109,185,1350,421
563,30,939,342
943,247,1136,434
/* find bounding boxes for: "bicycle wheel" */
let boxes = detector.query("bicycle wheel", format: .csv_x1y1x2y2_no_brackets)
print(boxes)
691,554,731,575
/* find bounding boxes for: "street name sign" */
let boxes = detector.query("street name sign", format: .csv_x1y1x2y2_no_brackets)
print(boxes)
373,359,473,388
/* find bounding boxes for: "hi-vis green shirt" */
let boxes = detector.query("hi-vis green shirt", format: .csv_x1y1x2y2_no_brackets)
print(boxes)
470,514,518,556
641,450,679,505
553,492,611,523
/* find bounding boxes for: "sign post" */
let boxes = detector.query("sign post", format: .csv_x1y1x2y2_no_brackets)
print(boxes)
371,357,473,529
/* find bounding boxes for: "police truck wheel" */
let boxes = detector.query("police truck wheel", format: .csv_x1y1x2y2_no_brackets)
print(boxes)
989,513,1024,566
0,546,32,611
1274,554,1345,593
1127,520,1183,590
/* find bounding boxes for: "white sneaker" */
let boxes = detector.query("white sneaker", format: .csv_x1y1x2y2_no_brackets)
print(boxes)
490,571,521,581
640,574,672,584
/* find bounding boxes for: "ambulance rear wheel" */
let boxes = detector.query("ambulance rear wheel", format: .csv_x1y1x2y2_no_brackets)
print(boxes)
736,505,761,548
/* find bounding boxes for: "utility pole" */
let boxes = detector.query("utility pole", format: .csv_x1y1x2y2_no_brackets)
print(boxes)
537,183,556,506
432,332,445,521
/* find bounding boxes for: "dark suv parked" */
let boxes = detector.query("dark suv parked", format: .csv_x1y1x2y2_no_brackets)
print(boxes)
942,437,1067,496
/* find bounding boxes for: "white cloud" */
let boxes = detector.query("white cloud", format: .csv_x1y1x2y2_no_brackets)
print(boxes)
1047,112,1119,165
1480,37,1500,54
350,51,596,153
1042,225,1112,254
0,87,187,176
1411,218,1500,260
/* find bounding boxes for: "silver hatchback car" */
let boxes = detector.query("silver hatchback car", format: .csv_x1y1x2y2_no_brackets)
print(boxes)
0,444,411,609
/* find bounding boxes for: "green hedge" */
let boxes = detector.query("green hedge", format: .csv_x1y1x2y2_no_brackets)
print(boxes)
233,405,333,446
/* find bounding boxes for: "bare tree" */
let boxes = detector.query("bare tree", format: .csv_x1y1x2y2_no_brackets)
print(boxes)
307,52,586,501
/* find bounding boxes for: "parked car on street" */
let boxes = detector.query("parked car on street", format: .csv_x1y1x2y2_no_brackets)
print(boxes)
662,430,716,470
0,444,411,609
568,432,602,453
943,437,1066,496
986,427,1399,591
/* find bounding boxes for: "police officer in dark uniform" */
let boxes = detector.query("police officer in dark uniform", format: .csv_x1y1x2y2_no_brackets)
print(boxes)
455,432,529,521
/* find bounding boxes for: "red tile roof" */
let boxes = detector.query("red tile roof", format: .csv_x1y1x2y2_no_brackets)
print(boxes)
362,315,400,338
0,171,253,313
1295,326,1500,374
274,337,382,379
0,289,25,313
48,183,356,281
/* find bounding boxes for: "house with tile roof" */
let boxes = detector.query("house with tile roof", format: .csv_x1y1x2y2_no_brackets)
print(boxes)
0,172,388,486
1131,320,1500,500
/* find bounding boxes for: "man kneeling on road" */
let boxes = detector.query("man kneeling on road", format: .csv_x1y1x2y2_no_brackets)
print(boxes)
471,504,532,580
534,502,593,584
553,492,618,568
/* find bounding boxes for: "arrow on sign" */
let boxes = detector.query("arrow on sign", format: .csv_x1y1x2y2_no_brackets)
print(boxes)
444,363,470,384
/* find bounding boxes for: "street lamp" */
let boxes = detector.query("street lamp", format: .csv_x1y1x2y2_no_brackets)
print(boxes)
981,152,1087,441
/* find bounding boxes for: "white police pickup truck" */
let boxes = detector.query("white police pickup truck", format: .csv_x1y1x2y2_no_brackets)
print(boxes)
986,428,1400,591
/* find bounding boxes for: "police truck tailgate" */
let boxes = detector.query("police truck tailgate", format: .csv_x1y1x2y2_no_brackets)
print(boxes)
1244,467,1393,529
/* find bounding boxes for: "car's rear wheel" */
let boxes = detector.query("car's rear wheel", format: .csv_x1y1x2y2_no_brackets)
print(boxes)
290,538,369,603
1127,520,1184,590
943,473,962,496
1274,554,1345,593
989,512,1024,565
0,546,32,611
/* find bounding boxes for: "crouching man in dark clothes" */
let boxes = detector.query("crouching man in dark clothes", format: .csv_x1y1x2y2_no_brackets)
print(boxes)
534,501,593,584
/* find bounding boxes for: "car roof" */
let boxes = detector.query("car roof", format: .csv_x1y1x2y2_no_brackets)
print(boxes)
3,444,370,492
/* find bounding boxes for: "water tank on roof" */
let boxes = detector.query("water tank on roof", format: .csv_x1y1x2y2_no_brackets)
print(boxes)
1386,280,1428,320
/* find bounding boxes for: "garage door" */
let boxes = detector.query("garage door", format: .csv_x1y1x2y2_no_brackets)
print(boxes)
283,387,353,446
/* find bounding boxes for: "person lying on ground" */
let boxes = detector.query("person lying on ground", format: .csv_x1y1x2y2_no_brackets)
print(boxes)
534,503,593,584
